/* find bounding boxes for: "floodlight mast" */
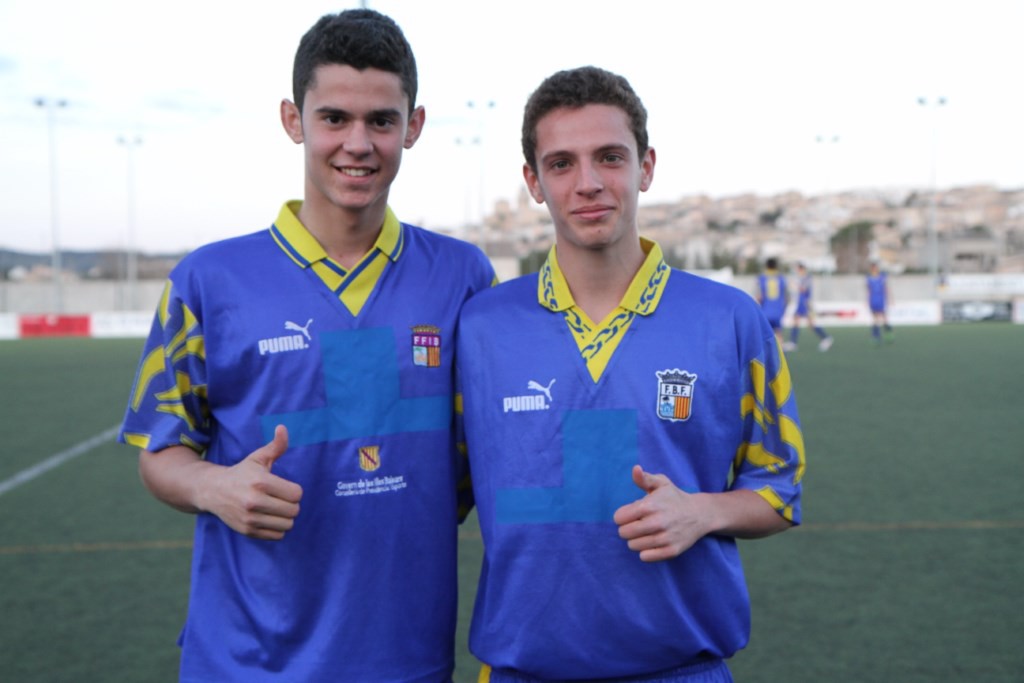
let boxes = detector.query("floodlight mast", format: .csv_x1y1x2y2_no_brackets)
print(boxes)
918,96,947,284
117,135,143,310
35,97,68,313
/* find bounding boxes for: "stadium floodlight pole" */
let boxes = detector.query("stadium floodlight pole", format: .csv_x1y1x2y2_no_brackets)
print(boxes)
815,134,840,231
117,135,143,310
35,97,68,313
815,134,840,275
467,99,496,242
453,133,479,239
917,96,947,284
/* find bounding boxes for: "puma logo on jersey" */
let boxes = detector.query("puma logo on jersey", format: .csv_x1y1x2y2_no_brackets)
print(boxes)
503,379,555,413
258,319,313,356
285,318,314,340
527,379,555,402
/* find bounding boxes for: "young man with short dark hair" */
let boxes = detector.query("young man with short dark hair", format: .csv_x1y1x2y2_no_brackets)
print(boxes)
457,66,803,682
121,9,494,681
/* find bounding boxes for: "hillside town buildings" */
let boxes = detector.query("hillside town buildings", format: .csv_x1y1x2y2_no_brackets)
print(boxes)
3,184,1023,291
474,183,1024,277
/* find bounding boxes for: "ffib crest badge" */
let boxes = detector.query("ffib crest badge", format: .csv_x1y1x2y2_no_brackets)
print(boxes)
656,369,698,422
411,325,442,368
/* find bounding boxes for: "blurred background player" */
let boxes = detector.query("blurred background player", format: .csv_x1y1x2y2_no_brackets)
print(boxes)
757,256,789,346
785,262,833,352
867,261,893,345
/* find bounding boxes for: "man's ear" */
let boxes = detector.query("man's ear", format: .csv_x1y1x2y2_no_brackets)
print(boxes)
404,106,425,149
523,163,546,204
281,99,304,144
639,146,656,193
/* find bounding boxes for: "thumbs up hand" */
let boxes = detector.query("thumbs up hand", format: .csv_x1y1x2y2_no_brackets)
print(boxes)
199,425,304,540
612,464,709,562
248,423,291,471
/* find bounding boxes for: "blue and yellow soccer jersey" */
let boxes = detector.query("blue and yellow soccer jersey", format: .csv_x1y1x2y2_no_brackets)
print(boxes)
867,271,888,312
121,202,494,683
795,274,813,316
758,269,788,325
456,240,803,680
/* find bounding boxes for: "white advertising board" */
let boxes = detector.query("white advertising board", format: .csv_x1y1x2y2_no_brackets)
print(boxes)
784,300,940,327
90,311,154,338
0,313,18,339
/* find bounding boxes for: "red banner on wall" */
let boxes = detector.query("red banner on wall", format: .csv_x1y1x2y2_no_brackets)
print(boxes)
19,315,92,337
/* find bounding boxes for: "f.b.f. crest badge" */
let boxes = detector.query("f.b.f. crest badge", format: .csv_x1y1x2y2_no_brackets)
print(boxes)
656,369,698,422
359,445,381,472
411,324,442,367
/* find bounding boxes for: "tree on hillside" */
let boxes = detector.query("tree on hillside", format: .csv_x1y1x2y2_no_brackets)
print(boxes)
830,221,874,273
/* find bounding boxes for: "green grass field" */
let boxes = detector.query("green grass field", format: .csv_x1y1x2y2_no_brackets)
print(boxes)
1,326,1022,682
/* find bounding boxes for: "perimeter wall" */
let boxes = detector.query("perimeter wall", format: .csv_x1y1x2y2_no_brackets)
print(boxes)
1,271,1022,339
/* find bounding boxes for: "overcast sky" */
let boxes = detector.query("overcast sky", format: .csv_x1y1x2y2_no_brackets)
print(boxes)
1,0,1022,253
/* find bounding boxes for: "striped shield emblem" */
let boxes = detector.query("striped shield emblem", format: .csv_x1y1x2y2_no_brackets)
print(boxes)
656,369,698,423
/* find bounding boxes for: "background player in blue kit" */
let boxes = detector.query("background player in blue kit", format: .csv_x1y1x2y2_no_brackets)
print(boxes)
456,66,803,682
756,256,789,345
867,260,893,345
785,261,833,352
119,9,494,682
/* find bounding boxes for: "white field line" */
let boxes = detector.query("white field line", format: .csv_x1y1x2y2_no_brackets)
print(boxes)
0,425,121,497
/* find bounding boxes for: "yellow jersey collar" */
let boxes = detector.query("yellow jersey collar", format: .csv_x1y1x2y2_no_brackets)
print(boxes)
537,238,670,315
270,200,404,269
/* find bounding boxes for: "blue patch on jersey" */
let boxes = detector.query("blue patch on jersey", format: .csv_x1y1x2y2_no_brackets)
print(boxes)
261,327,450,445
495,409,640,524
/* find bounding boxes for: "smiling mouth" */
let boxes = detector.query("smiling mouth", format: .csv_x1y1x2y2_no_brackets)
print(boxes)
338,167,375,177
